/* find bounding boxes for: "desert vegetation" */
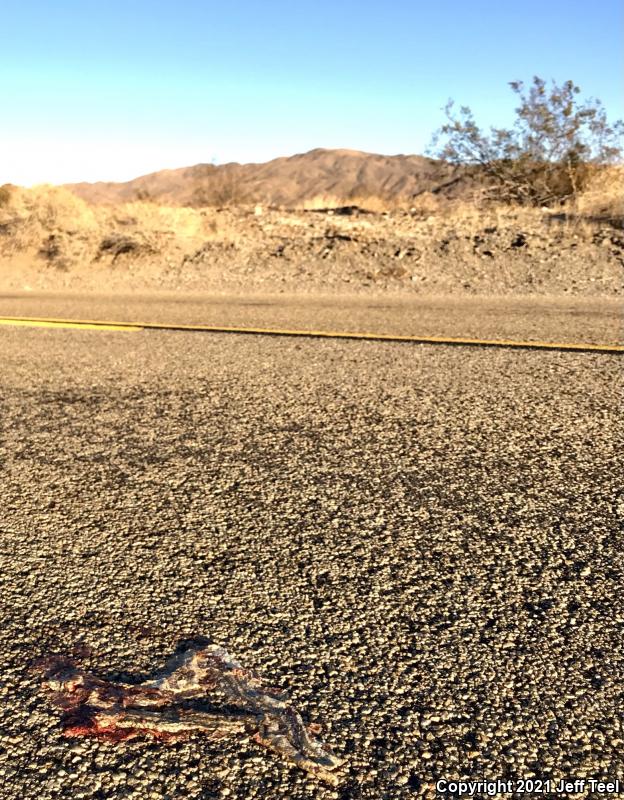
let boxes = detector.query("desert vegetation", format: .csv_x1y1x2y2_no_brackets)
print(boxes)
430,77,624,209
0,177,622,297
190,167,250,207
1,78,622,295
61,78,622,224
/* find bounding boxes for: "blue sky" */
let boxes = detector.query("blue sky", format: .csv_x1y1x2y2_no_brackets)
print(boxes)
1,0,622,184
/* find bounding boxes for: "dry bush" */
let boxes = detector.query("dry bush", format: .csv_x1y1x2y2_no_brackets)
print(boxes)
0,187,219,269
0,185,99,266
431,77,624,206
0,184,15,208
94,202,220,263
191,170,250,207
574,166,624,225
113,201,209,239
10,185,98,232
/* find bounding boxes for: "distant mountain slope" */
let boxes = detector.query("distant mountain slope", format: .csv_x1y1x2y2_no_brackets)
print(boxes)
66,148,470,206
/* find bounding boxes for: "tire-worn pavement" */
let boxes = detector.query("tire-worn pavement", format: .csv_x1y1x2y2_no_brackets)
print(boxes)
0,302,622,799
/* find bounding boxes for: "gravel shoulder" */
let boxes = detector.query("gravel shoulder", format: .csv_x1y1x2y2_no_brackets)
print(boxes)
1,325,622,798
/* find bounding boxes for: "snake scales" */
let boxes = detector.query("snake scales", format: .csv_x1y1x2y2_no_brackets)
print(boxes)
39,642,344,786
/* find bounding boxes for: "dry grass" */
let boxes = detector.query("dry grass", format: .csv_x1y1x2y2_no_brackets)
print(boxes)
1,185,98,234
0,185,221,268
574,166,624,224
1,173,621,275
406,170,624,233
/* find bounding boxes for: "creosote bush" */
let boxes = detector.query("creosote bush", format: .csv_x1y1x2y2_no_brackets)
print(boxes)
430,77,624,206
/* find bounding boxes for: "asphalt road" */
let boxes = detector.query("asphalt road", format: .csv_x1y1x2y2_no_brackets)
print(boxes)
0,290,622,345
0,296,622,799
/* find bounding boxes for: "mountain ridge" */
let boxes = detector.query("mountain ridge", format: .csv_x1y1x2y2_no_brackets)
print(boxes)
65,147,471,206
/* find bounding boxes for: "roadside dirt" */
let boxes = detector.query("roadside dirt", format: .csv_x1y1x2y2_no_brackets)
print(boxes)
0,188,622,298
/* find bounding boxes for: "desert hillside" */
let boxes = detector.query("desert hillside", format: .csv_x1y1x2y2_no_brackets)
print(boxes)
66,148,472,207
0,175,622,297
1,152,622,297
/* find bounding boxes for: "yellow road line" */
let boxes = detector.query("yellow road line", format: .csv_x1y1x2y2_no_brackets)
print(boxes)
0,315,622,354
0,318,141,332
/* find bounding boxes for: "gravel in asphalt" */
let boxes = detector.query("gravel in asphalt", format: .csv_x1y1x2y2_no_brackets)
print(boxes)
0,325,622,799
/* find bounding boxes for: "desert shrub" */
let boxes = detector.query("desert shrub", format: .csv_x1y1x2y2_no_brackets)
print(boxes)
575,166,624,224
38,234,62,261
0,184,14,207
191,169,249,207
430,77,624,206
134,188,155,202
98,234,141,258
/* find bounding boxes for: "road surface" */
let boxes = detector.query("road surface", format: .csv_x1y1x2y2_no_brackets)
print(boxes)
0,290,622,345
0,291,622,798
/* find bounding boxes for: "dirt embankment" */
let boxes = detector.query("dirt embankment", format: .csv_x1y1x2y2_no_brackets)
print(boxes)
0,185,622,297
